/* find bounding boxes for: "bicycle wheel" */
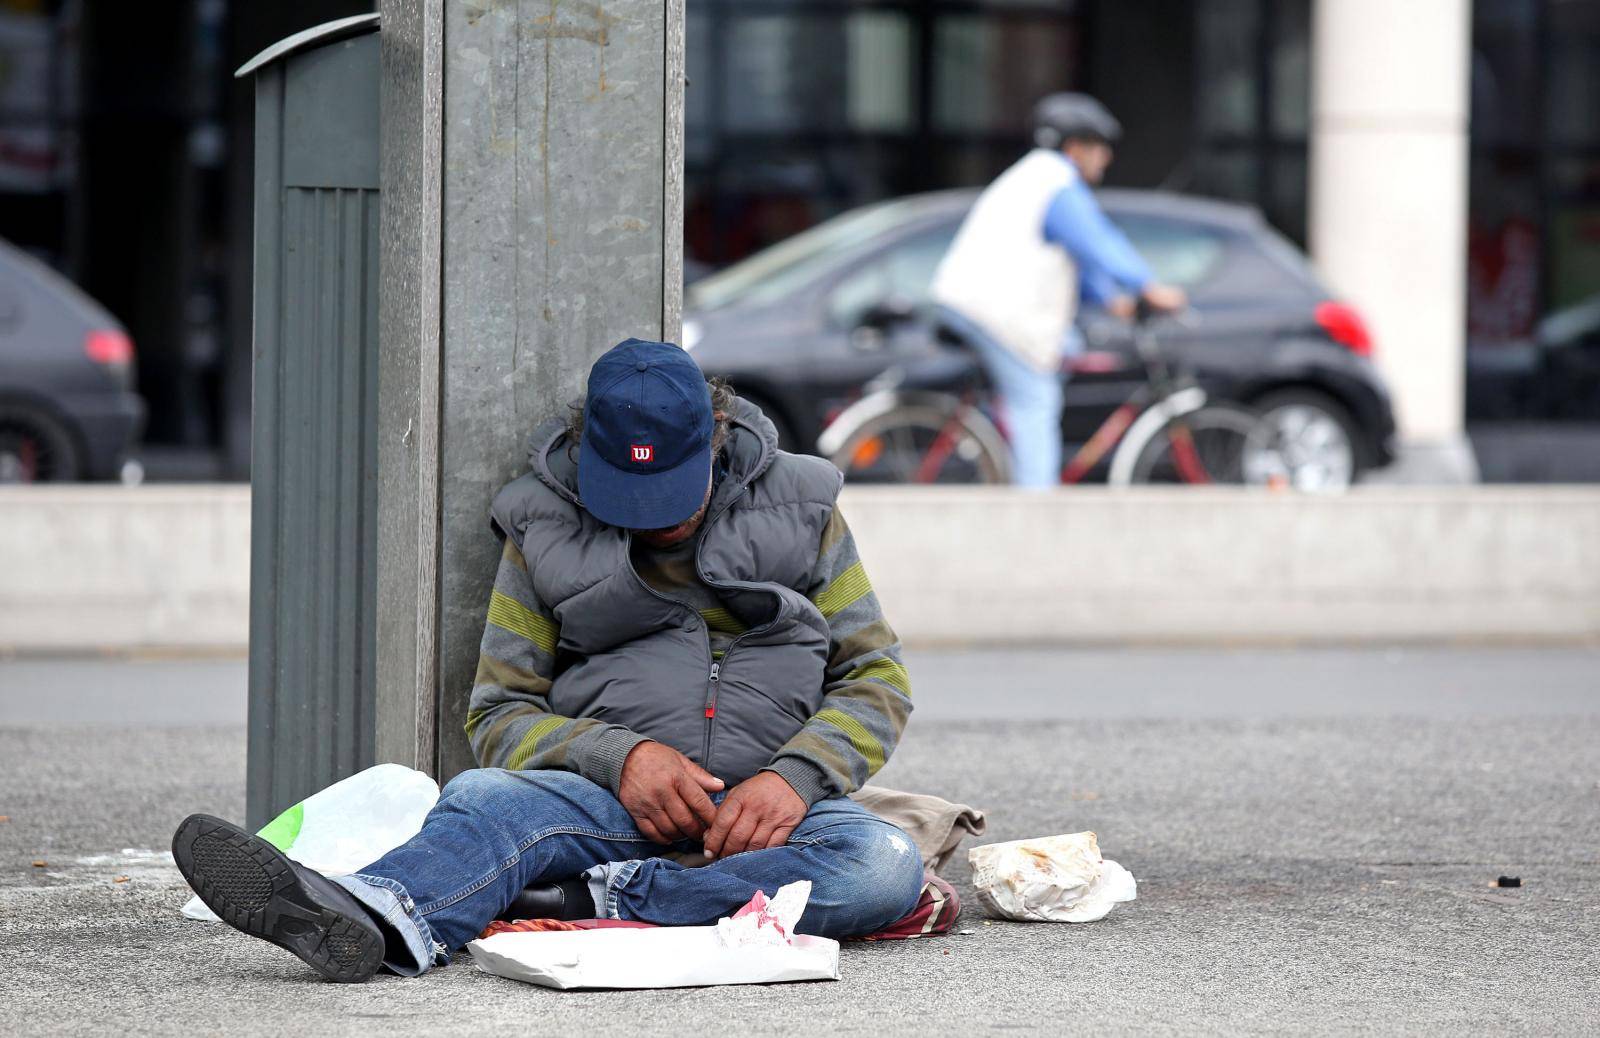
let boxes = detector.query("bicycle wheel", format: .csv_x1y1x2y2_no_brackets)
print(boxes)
1127,404,1261,484
827,403,1010,485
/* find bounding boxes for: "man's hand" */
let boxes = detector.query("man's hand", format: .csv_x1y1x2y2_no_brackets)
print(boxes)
1140,283,1187,313
702,771,807,860
618,741,723,844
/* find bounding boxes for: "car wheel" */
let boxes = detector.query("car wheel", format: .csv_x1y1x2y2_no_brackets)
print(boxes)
1249,389,1360,491
0,402,83,483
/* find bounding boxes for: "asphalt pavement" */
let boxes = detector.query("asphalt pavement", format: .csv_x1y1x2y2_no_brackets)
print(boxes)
2,647,1597,1035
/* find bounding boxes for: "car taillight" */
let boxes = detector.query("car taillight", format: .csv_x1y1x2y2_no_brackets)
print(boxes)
1314,301,1372,357
85,329,133,366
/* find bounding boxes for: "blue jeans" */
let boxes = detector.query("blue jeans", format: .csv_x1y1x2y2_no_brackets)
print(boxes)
939,306,1067,489
333,768,926,976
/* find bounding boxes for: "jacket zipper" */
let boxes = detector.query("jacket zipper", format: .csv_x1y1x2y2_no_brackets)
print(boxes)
701,660,721,763
628,423,784,775
622,533,718,763
695,598,786,773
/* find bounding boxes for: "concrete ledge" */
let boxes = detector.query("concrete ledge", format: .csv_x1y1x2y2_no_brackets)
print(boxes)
839,486,1600,645
0,486,250,652
2,484,1597,652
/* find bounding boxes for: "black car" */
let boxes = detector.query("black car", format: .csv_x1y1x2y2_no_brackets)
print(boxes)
0,237,144,483
683,189,1396,485
1468,293,1600,422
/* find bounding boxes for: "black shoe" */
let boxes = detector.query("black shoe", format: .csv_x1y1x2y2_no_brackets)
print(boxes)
500,876,596,922
172,813,385,983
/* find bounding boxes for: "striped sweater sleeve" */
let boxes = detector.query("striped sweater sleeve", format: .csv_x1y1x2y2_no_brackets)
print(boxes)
763,506,912,805
464,537,648,794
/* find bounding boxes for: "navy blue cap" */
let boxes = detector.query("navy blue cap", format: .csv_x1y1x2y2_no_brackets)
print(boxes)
577,338,714,530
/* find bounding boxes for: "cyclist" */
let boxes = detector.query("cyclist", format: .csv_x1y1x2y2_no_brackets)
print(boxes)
931,92,1187,487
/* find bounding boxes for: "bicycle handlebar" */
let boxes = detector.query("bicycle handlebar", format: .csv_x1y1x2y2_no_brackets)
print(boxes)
1133,300,1200,328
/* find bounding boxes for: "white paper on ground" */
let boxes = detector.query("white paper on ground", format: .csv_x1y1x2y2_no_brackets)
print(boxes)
469,881,839,990
467,926,841,990
968,831,1137,923
182,763,440,921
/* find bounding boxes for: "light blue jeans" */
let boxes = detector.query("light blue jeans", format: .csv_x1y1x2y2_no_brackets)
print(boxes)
333,768,925,976
939,306,1068,489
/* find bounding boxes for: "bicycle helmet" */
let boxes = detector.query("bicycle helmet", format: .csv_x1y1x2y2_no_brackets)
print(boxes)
1032,92,1123,150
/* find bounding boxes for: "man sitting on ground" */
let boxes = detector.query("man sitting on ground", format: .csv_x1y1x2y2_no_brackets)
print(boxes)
172,337,922,981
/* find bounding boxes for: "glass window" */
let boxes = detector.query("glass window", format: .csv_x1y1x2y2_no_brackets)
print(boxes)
1266,153,1307,246
687,197,934,312
1196,0,1260,138
933,0,1083,7
933,16,1080,133
928,142,1021,189
723,16,843,132
685,9,714,136
1547,0,1600,147
826,226,959,325
1547,157,1600,310
683,139,925,267
1469,0,1540,148
1192,150,1260,206
846,12,915,133
0,0,74,196
1467,151,1542,345
1270,0,1310,138
1111,215,1228,289
684,0,1088,271
1190,0,1309,244
720,12,914,134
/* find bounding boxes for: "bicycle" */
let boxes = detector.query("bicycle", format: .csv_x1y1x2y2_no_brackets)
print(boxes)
815,302,1266,486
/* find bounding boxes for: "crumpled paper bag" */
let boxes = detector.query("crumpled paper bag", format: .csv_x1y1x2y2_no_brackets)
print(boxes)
716,880,810,947
968,831,1137,923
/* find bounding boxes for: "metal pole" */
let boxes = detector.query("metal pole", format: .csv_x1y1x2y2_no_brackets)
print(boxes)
377,0,685,780
375,0,445,776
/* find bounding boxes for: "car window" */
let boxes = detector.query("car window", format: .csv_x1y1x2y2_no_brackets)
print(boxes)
825,226,958,326
1108,214,1228,289
1539,293,1600,348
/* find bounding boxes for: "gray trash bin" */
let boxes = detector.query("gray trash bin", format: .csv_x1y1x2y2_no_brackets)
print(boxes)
237,14,383,828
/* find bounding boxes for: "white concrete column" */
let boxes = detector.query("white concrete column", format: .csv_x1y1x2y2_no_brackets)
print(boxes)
1310,0,1477,482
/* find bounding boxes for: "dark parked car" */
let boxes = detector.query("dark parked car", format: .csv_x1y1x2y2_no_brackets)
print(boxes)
1468,293,1600,421
0,238,144,483
683,189,1396,483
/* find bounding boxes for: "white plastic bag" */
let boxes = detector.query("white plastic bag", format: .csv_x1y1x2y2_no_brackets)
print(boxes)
466,880,840,990
182,763,439,921
968,831,1137,923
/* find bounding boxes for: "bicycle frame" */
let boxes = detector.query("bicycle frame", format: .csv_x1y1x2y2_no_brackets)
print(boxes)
818,306,1222,486
974,312,1216,485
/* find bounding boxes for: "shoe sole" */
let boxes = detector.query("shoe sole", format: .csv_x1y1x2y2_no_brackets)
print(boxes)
172,813,384,983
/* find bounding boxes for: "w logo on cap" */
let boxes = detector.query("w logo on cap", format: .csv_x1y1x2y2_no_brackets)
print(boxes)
630,444,654,463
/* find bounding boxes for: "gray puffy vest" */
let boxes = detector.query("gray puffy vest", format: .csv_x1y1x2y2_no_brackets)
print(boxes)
489,396,844,785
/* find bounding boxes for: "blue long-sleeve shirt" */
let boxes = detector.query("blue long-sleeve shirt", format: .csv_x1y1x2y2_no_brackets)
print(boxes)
1041,157,1153,307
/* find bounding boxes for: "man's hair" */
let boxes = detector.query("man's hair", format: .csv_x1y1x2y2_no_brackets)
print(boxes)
566,377,737,460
